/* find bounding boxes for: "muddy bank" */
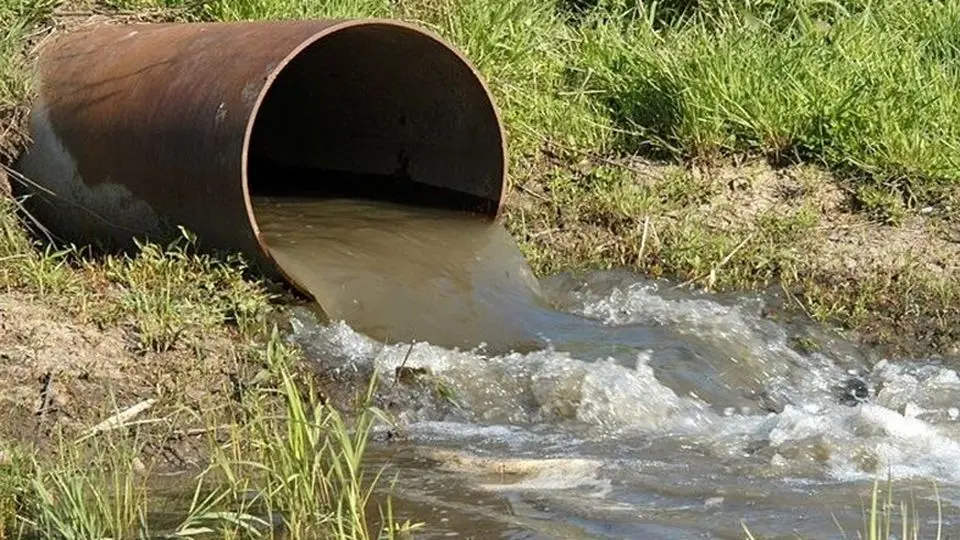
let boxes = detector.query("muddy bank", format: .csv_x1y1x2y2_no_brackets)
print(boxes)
0,292,253,463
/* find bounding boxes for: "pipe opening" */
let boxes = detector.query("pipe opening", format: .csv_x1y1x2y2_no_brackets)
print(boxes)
245,22,506,217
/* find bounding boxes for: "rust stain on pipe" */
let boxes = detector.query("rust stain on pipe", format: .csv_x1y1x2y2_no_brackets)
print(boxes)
14,19,507,294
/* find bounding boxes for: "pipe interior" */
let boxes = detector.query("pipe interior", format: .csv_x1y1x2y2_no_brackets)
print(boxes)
246,24,505,216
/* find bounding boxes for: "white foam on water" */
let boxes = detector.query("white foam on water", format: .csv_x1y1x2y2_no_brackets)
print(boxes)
569,280,846,405
572,280,960,483
290,274,960,487
302,318,711,430
751,401,960,483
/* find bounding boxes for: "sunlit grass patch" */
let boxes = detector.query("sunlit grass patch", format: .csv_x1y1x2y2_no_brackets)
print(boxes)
206,329,420,540
571,0,960,208
0,197,82,296
87,228,274,352
9,423,264,539
0,198,274,353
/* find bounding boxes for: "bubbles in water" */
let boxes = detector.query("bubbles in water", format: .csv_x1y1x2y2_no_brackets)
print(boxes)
264,199,960,537
287,269,960,488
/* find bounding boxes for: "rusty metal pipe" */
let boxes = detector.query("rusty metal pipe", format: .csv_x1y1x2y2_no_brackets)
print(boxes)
14,19,507,293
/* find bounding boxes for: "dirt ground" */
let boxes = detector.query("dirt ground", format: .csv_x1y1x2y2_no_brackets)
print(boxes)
701,162,960,283
0,292,248,464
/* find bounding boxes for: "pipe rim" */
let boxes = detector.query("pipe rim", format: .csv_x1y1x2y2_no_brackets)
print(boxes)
239,18,508,296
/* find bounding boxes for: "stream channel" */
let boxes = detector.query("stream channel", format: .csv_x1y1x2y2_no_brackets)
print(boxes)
249,196,960,539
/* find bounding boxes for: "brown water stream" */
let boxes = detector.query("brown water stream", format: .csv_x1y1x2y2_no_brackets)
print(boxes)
253,197,552,354
251,196,960,539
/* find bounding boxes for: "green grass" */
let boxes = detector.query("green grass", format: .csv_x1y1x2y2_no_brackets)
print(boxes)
570,0,960,209
206,329,419,540
0,196,274,353
88,229,272,352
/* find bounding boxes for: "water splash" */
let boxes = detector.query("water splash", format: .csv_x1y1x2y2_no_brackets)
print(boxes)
258,198,960,537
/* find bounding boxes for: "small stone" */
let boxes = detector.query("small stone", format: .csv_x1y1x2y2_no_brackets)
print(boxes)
902,403,922,419
948,408,959,420
705,496,724,508
838,378,870,407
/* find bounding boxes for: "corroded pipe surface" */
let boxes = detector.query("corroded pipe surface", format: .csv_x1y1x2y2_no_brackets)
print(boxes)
14,19,507,292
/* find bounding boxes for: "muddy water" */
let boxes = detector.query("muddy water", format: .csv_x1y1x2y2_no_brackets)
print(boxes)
254,197,568,354
257,197,960,538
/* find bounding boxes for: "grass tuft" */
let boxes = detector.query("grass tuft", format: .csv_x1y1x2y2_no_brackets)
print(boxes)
89,228,273,352
207,328,417,539
743,474,947,540
24,434,151,540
